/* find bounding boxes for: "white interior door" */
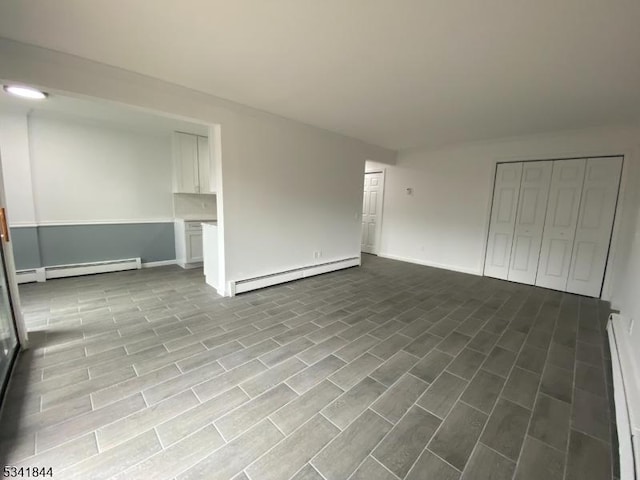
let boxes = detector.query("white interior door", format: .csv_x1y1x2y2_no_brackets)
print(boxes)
535,159,586,291
484,163,523,280
507,161,552,284
566,157,622,297
361,172,382,254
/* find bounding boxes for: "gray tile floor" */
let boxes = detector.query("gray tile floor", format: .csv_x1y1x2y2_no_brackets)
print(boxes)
0,255,618,480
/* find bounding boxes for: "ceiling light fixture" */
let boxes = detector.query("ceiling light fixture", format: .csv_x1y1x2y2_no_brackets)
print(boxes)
3,85,48,100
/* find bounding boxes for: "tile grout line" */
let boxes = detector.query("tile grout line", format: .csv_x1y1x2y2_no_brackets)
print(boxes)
511,294,565,480
458,288,549,478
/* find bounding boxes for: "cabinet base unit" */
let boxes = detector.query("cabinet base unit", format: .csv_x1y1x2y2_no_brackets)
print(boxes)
174,219,205,268
202,222,219,290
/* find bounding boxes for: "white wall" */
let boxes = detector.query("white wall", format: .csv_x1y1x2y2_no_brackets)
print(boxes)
173,193,217,220
376,125,640,301
0,38,396,292
223,115,372,279
0,113,37,225
27,114,173,223
608,135,640,379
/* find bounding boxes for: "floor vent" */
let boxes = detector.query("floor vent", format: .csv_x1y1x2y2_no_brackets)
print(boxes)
232,257,360,295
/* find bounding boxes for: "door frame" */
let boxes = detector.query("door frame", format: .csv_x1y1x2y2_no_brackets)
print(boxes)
0,150,27,414
363,168,386,256
482,154,626,300
0,154,27,348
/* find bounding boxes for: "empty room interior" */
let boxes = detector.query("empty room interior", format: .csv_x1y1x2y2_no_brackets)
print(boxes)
0,1,639,480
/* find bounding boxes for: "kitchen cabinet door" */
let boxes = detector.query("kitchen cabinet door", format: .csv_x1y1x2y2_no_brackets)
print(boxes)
173,132,199,193
186,231,204,263
197,135,215,193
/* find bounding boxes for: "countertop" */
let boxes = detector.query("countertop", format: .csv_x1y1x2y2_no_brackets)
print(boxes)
175,216,216,222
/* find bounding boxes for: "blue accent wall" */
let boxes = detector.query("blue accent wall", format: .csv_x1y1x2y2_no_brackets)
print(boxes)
10,222,175,269
10,227,42,270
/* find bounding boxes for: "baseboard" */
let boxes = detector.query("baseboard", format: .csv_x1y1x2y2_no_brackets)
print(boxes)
607,314,640,479
232,257,360,295
141,259,177,268
377,253,481,276
176,261,203,269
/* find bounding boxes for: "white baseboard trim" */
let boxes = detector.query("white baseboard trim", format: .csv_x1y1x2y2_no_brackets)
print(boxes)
231,257,360,296
377,253,481,276
607,313,640,479
176,261,203,270
141,260,177,268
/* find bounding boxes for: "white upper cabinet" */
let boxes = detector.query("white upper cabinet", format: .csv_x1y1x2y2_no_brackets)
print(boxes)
172,132,215,194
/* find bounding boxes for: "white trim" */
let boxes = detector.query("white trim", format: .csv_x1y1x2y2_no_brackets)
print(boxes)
231,257,360,296
141,259,177,268
608,314,640,479
378,252,482,276
176,261,203,269
8,222,38,228
363,169,386,255
10,219,175,227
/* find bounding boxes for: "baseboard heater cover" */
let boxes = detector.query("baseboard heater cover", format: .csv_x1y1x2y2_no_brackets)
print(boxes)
232,257,360,295
44,258,142,279
16,268,46,284
607,313,640,480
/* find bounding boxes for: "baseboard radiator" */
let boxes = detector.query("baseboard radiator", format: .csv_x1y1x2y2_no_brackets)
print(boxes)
16,258,141,284
607,313,640,480
231,257,360,295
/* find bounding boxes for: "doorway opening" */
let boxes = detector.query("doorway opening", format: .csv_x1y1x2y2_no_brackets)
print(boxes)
361,169,385,255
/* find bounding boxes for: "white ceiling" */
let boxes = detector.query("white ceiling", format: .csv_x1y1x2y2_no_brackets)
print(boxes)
0,0,639,150
0,87,209,137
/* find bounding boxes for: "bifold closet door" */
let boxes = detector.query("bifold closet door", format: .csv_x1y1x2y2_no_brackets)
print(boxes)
535,159,586,291
507,161,552,284
566,157,622,297
485,162,523,280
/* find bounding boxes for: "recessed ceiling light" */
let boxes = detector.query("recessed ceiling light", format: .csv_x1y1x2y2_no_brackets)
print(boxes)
3,85,48,100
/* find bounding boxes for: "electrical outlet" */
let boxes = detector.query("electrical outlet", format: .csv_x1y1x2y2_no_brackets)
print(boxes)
318,250,322,258
313,251,319,259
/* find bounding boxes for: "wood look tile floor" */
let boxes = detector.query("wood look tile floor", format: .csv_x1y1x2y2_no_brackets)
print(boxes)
0,255,618,479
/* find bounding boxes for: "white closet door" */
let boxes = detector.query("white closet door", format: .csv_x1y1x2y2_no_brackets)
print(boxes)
535,159,586,291
485,163,523,280
507,161,552,284
566,157,622,297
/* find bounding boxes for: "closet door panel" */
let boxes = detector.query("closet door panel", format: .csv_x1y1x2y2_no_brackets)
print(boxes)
566,157,622,297
507,161,552,284
484,163,523,280
535,159,586,291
